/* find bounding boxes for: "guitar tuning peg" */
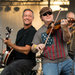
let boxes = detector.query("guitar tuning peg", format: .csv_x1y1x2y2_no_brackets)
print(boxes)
6,27,13,34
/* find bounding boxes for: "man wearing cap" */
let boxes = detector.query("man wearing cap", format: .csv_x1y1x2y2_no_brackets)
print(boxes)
31,7,73,75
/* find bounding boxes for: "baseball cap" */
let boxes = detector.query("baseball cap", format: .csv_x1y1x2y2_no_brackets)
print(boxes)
40,7,52,17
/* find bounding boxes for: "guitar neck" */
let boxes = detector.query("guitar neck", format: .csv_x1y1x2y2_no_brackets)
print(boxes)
6,45,11,51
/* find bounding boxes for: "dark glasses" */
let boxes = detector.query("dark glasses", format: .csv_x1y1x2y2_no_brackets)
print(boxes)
67,17,74,20
43,12,52,16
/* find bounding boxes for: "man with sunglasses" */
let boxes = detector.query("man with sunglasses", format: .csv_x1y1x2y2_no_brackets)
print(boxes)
31,7,73,75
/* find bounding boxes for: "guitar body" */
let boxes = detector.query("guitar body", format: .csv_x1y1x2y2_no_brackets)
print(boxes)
1,27,15,66
2,49,14,65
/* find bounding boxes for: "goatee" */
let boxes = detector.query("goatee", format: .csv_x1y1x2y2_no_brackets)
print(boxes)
24,23,31,26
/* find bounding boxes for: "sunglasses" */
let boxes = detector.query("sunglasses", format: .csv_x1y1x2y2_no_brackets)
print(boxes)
67,17,74,20
42,12,52,16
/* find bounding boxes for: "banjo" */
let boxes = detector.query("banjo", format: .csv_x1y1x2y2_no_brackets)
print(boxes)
1,27,14,65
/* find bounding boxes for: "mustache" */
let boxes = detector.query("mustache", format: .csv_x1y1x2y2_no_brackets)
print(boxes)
24,19,30,21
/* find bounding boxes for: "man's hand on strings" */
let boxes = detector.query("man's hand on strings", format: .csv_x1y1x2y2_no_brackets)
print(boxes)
3,38,12,46
51,23,54,28
2,48,6,54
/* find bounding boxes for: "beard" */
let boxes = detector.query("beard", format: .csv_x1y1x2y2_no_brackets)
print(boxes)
24,22,31,26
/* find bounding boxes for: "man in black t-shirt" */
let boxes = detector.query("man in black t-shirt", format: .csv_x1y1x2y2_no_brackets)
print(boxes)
1,9,36,75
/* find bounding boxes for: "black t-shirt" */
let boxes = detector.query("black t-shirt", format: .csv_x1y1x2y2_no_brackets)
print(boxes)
13,26,36,61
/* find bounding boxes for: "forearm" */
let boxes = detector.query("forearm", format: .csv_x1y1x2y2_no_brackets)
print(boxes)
7,43,31,55
63,28,71,42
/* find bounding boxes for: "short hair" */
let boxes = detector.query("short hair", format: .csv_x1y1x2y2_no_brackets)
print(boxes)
23,9,34,17
66,12,75,19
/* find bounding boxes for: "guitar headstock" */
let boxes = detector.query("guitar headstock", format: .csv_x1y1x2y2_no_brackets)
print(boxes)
6,26,13,39
5,27,13,51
